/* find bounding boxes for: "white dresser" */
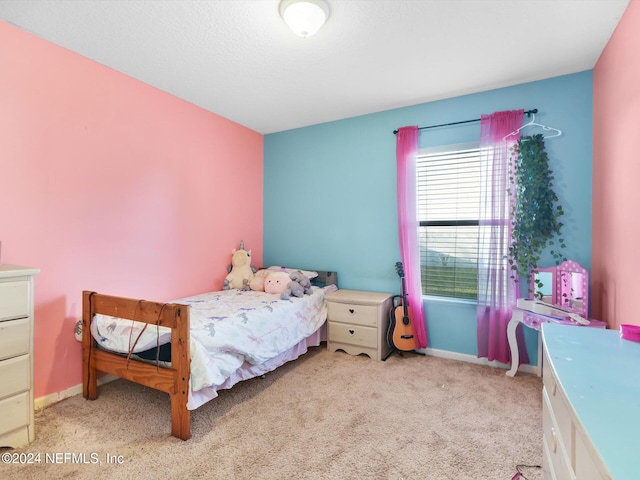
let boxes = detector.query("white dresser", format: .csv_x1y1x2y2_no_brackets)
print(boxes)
541,322,640,480
0,264,39,448
325,289,393,361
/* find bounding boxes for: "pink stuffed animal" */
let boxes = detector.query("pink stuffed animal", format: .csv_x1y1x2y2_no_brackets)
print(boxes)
264,271,290,295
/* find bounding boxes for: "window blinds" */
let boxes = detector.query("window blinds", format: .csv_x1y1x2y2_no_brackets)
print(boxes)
417,147,480,300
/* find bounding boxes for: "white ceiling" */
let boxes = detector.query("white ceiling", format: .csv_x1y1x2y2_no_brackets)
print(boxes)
0,0,631,134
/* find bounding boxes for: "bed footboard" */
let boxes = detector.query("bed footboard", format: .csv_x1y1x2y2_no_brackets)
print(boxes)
82,291,191,440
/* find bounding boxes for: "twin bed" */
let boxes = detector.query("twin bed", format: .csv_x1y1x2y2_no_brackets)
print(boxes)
81,270,337,440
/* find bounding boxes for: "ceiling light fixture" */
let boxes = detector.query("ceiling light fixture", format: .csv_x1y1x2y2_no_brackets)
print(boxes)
279,0,330,38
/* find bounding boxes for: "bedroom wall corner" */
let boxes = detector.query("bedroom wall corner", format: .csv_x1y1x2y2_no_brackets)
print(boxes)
264,71,593,367
0,21,264,401
592,0,640,330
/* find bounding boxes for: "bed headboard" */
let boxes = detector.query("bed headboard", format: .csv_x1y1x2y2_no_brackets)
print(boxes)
312,271,337,288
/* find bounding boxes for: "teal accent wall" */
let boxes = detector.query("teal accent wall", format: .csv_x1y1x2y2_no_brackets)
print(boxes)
264,71,593,366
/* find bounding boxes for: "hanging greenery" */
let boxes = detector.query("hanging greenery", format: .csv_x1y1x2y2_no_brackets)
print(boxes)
507,133,566,296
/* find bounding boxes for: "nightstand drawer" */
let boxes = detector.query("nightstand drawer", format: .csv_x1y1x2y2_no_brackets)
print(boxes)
0,281,30,322
0,317,30,361
327,302,378,327
325,290,392,361
0,391,30,434
328,321,377,348
0,355,30,400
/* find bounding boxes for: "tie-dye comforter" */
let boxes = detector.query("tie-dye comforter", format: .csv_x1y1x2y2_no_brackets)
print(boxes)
90,286,332,393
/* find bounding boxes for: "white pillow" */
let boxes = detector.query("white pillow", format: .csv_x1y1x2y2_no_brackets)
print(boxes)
266,266,318,279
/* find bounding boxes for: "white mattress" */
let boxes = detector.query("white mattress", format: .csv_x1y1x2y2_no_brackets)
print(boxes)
91,285,336,409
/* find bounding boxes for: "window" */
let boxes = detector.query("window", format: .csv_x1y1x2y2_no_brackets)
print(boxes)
417,143,480,300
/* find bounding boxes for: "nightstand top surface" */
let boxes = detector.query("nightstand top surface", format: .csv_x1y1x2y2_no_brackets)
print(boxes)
325,289,392,305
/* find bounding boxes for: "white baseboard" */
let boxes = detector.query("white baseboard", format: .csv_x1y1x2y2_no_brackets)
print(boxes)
34,374,119,411
420,347,539,376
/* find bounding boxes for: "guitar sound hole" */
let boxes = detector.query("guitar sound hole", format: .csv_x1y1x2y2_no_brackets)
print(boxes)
348,308,355,314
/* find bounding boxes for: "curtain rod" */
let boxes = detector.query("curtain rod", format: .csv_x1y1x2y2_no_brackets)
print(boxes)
392,108,538,135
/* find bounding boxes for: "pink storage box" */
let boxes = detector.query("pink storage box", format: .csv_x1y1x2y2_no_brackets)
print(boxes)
620,324,640,342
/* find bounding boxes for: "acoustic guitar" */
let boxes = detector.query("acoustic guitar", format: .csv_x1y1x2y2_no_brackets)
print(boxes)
392,262,418,351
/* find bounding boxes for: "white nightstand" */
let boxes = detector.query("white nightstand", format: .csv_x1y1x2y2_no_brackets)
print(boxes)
0,264,40,448
325,289,393,361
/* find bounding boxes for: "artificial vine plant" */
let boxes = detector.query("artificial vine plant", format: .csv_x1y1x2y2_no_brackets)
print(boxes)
507,133,566,296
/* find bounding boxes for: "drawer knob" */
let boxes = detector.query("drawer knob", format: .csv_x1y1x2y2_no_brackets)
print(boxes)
349,329,355,335
348,308,355,314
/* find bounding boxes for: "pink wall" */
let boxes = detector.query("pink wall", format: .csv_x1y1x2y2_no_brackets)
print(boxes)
0,22,264,400
592,1,640,330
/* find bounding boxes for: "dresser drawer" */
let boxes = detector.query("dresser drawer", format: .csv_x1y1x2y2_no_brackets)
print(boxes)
327,302,378,327
543,387,574,480
574,428,609,480
0,391,30,434
543,355,573,454
0,281,30,322
544,375,573,453
328,321,377,348
0,355,30,400
0,317,30,361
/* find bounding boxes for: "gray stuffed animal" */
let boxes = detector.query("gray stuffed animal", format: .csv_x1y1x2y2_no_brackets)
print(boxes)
280,280,305,300
289,270,313,295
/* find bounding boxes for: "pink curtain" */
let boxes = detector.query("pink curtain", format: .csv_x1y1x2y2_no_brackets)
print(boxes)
396,126,427,349
476,110,529,364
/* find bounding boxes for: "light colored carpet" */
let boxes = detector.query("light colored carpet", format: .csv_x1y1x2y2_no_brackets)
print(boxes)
1,346,543,480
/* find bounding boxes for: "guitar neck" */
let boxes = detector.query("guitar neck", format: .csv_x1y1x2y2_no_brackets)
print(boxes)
401,275,409,316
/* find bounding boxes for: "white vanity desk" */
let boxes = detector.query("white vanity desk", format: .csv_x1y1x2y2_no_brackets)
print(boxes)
506,260,606,377
542,323,640,479
506,308,606,377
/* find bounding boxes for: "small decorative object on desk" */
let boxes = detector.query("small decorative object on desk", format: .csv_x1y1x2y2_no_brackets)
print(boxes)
516,298,590,325
620,324,640,342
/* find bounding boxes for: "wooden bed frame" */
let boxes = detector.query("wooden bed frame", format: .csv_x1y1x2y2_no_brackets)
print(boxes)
82,291,192,440
81,272,337,441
